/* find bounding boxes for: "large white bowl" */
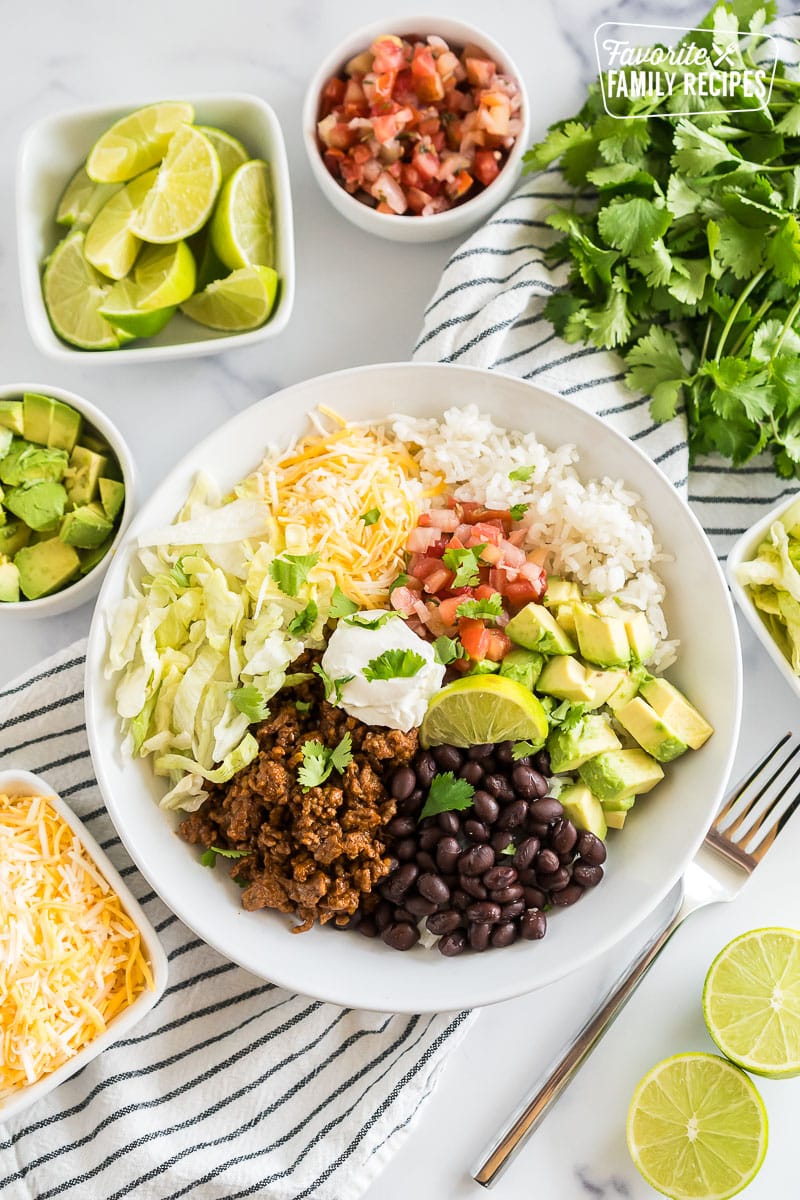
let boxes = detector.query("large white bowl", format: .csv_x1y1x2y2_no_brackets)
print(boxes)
85,363,741,1012
17,92,295,362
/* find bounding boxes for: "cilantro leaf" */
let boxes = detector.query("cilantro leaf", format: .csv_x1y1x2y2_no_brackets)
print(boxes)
362,648,426,682
625,327,688,422
456,594,504,621
344,611,399,630
510,503,529,521
508,464,535,482
361,508,381,526
228,685,270,723
288,600,319,636
330,732,353,774
597,197,671,258
329,585,359,618
767,216,800,288
500,844,517,856
511,741,540,761
388,573,410,595
419,772,475,820
270,552,319,598
200,846,249,868
312,662,354,704
442,543,485,587
433,635,466,666
298,734,353,790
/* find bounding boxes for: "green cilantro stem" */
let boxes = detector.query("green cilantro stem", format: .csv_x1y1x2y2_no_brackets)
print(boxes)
772,293,800,361
713,268,766,364
729,298,773,360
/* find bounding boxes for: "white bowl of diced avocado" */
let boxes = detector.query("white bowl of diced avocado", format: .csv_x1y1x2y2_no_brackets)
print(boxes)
0,384,134,616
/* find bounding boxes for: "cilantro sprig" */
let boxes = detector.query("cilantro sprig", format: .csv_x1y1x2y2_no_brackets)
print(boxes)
228,685,270,723
312,662,354,704
329,585,359,618
419,772,475,820
200,846,249,869
442,543,486,587
362,648,426,682
344,611,399,630
297,733,353,790
270,552,319,597
456,593,504,621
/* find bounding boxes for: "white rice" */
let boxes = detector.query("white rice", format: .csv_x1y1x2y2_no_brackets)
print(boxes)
391,405,677,669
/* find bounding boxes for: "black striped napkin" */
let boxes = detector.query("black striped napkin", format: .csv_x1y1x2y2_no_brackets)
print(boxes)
0,644,471,1200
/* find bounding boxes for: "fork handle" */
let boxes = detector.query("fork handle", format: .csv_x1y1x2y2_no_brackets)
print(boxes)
473,888,694,1188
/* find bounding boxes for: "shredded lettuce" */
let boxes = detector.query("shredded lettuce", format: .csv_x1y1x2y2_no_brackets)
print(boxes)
738,515,800,670
155,732,259,785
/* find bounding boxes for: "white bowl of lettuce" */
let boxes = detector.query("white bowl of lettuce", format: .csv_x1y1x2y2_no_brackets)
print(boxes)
728,491,800,698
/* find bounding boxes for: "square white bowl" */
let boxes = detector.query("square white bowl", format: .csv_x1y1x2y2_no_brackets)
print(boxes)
0,769,168,1123
727,491,800,699
17,92,295,362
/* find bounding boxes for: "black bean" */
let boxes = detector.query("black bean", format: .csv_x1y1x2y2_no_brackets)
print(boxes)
426,910,463,935
529,797,564,824
451,889,471,911
459,761,484,785
392,862,419,895
468,743,494,760
551,818,578,856
523,886,546,909
416,752,437,789
511,766,540,799
495,741,515,764
386,814,416,839
481,755,498,775
466,901,501,924
513,837,540,870
468,922,491,951
491,922,518,948
527,820,550,839
533,749,551,776
419,827,442,852
358,915,379,938
486,774,515,802
501,899,526,920
572,861,604,888
517,866,538,886
520,910,547,940
464,819,489,843
393,907,415,923
390,766,416,801
537,867,570,892
491,830,513,853
375,900,394,931
434,745,463,772
382,922,420,950
415,851,438,874
530,771,550,799
438,930,467,957
550,883,584,906
496,799,527,830
418,873,451,905
460,875,488,900
473,791,500,824
491,884,524,904
459,844,494,876
577,832,607,866
405,894,437,917
436,836,461,874
438,810,461,836
483,865,518,890
397,790,424,817
395,837,417,862
535,848,560,875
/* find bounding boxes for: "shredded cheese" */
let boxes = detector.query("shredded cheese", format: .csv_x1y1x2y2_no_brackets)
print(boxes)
256,410,439,607
0,794,153,1100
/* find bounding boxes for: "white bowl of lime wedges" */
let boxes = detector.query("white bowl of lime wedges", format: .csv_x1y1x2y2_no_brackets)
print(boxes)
17,93,295,362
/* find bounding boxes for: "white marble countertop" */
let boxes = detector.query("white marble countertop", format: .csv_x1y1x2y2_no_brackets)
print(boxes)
2,1,799,1196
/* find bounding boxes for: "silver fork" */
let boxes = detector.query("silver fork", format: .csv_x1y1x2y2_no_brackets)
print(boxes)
473,732,800,1188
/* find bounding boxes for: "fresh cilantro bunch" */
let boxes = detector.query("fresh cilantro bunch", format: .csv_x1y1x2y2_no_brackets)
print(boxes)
525,0,800,476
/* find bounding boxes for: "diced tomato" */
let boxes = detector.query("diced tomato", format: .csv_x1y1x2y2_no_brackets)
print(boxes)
469,521,505,547
507,529,526,547
390,586,420,616
464,56,496,88
412,139,440,179
417,113,441,137
475,583,499,601
322,148,345,178
446,169,473,201
406,527,441,555
319,76,347,117
328,123,358,150
477,91,511,137
436,595,466,631
499,539,526,569
418,509,460,532
371,36,407,73
372,112,400,143
474,149,501,187
373,70,397,103
488,568,506,595
343,78,368,117
485,630,512,661
423,566,454,594
412,45,446,102
479,542,503,565
458,617,490,661
408,553,443,580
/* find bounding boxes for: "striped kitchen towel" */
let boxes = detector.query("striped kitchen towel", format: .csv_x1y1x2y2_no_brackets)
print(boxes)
0,644,471,1200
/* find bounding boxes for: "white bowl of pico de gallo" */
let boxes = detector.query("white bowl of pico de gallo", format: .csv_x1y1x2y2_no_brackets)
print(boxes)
302,15,531,243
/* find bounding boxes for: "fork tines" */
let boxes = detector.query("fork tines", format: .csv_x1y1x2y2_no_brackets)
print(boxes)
713,732,800,861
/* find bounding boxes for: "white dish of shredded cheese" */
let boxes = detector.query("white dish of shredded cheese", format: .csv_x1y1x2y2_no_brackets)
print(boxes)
0,769,168,1123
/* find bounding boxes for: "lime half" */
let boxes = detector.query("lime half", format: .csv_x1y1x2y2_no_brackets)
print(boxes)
195,125,249,182
86,101,194,183
180,265,278,331
129,125,221,244
97,279,176,338
627,1053,767,1200
83,168,156,280
56,166,121,229
211,159,274,270
43,231,121,350
703,927,800,1078
420,675,548,749
134,241,196,307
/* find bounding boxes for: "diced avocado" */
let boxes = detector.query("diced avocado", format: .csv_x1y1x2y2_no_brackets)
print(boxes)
584,667,627,709
499,647,543,691
506,602,576,656
0,521,30,557
0,560,20,602
624,611,655,664
606,664,647,712
5,481,67,531
578,749,664,808
604,808,627,830
14,538,80,599
574,605,630,668
78,535,115,575
548,714,621,773
0,428,12,460
60,502,114,549
559,782,607,839
467,659,501,675
23,392,82,452
65,445,109,507
543,576,581,607
99,476,125,521
615,697,688,762
81,431,111,456
0,440,68,486
639,677,714,750
556,603,577,638
537,655,597,703
0,400,24,435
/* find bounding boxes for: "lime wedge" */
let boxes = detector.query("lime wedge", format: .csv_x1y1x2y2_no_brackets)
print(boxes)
129,125,221,244
627,1053,767,1200
86,101,194,183
420,675,548,749
133,241,197,308
43,231,122,350
210,159,274,270
195,125,249,182
56,166,121,229
98,279,176,338
703,927,800,1078
84,169,156,279
180,265,278,331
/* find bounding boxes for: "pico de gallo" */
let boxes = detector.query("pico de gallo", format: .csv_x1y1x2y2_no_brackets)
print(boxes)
390,499,547,669
316,32,523,216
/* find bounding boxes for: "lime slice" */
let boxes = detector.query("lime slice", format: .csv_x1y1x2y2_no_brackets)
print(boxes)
129,125,221,244
97,279,176,338
180,265,278,331
195,126,249,182
86,101,194,183
627,1053,767,1200
210,159,274,270
83,169,156,279
56,166,121,228
133,241,196,308
43,231,122,350
420,675,549,749
703,927,800,1078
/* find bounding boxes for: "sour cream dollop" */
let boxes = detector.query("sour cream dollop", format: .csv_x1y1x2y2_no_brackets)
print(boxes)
320,610,445,732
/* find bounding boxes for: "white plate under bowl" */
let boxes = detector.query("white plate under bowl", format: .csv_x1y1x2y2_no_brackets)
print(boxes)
85,363,741,1013
0,769,168,1122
